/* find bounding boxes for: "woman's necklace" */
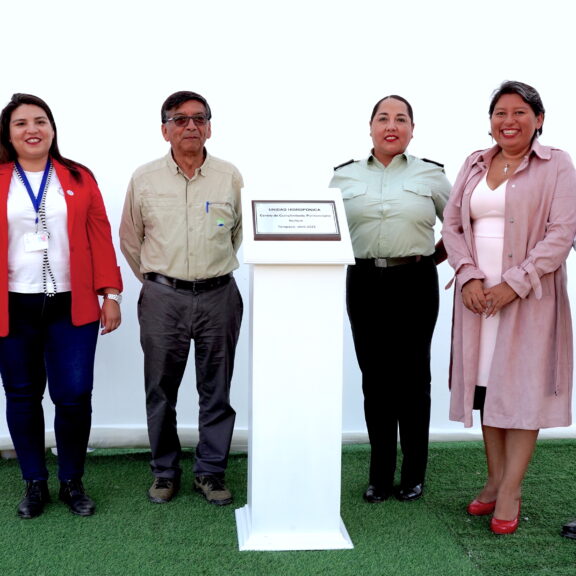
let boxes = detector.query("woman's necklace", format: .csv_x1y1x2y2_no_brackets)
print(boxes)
500,151,526,175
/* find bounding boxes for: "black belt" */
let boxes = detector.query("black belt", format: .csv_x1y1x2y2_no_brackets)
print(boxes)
354,256,426,268
144,272,231,292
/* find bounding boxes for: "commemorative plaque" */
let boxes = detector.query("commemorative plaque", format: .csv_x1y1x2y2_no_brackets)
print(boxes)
252,200,341,241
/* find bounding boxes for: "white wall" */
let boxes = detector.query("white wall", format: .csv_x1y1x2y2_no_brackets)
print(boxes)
1,0,575,450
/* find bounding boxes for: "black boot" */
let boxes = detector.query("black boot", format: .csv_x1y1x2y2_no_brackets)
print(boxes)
59,479,95,516
18,480,50,519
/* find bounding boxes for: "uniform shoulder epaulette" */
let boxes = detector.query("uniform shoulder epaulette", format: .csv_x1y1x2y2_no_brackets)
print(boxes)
333,159,356,171
421,157,444,168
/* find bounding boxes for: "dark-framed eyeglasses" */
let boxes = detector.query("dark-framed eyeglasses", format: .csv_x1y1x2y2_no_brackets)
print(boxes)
165,114,210,128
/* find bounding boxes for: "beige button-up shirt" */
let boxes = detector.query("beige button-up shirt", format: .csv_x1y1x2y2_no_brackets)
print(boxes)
120,150,243,281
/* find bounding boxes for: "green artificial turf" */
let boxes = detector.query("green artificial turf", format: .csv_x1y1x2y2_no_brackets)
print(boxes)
0,440,574,576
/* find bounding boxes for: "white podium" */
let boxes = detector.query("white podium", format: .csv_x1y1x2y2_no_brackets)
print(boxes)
235,189,355,551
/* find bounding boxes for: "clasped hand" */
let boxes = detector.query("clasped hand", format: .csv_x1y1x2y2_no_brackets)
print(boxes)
461,279,518,317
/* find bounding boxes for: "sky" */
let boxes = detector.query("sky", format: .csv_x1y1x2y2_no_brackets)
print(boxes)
1,0,575,440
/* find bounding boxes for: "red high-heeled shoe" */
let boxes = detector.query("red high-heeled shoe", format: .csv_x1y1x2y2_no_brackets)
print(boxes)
467,499,496,516
491,501,521,535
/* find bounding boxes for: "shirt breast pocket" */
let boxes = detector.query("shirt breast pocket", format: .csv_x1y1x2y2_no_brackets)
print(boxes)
341,185,368,201
403,183,433,198
141,196,180,227
206,201,234,239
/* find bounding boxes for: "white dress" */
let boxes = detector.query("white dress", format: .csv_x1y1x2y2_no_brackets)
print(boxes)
470,175,506,388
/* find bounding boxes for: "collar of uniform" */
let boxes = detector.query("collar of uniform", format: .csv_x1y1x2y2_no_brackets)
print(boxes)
367,151,409,168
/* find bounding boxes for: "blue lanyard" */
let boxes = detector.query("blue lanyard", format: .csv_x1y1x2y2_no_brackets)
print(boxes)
14,159,51,225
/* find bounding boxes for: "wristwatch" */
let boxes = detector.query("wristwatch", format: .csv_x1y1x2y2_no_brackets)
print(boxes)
103,293,122,305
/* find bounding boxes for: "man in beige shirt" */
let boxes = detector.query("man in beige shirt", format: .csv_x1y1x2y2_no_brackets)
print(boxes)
120,91,243,506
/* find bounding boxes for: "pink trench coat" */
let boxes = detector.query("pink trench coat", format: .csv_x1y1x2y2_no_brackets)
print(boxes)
442,141,576,430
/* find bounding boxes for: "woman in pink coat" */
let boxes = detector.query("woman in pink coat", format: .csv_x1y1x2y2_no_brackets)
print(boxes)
442,81,576,535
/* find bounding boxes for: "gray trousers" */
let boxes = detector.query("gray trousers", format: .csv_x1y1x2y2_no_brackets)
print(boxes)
138,276,243,478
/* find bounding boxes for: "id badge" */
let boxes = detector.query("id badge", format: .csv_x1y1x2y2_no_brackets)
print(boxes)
23,231,49,252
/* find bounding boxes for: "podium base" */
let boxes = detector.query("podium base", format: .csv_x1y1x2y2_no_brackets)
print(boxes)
235,505,354,551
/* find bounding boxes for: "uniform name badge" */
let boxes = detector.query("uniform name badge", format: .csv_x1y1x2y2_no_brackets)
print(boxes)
23,231,49,252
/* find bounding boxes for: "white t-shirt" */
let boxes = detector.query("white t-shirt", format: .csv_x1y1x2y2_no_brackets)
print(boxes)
7,168,71,293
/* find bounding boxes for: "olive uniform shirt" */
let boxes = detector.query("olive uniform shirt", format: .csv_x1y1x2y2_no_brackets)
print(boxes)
329,153,451,259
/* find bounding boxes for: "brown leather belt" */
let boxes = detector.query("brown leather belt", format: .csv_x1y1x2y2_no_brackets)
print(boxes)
144,272,231,292
354,256,424,268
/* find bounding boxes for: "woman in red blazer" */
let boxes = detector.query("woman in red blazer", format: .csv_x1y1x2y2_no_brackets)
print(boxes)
0,93,123,519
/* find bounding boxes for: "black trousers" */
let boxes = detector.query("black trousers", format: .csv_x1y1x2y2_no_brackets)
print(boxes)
138,277,243,478
346,257,439,490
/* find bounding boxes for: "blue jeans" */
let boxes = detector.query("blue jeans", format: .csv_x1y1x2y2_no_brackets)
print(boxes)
0,292,99,481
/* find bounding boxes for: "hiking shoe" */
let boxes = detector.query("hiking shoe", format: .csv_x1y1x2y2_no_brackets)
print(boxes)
59,479,95,516
148,477,180,503
194,475,233,506
18,480,50,519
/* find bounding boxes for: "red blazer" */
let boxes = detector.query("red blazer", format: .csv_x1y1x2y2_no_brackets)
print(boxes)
0,159,123,336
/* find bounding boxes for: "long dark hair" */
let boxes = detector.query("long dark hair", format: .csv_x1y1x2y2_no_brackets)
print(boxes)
0,93,94,182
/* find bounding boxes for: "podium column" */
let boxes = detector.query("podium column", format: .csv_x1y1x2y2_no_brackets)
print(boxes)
235,189,354,551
